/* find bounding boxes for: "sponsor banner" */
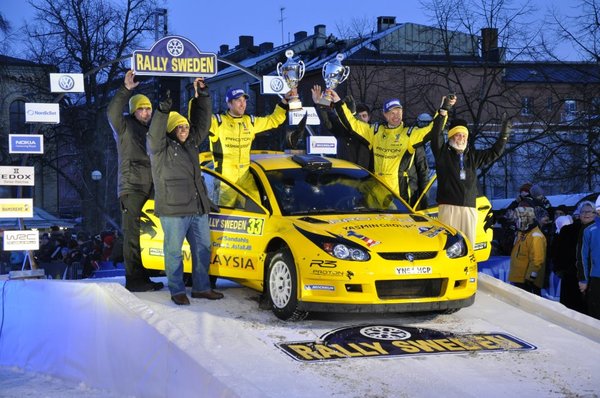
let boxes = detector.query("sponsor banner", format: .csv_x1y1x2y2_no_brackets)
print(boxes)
3,230,39,251
132,35,217,77
49,73,85,93
307,135,337,155
209,214,265,236
262,75,290,94
9,134,44,154
277,324,536,362
25,103,60,123
0,198,34,218
288,107,321,126
0,166,35,186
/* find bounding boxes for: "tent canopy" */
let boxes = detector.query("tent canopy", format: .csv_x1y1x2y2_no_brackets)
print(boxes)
0,207,76,230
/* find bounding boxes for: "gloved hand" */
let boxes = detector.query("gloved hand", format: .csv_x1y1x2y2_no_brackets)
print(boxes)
344,95,356,114
440,94,456,111
158,90,172,113
500,112,512,141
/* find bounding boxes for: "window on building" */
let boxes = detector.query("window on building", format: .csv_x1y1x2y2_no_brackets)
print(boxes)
591,97,600,116
546,97,553,112
521,97,534,116
562,99,577,122
9,100,31,134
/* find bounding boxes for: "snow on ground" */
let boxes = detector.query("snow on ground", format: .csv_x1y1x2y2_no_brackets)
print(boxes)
1,272,599,398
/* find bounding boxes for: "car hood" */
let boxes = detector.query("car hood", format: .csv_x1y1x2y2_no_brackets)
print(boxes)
290,213,455,252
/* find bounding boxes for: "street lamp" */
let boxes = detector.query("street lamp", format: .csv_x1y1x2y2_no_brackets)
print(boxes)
91,170,102,231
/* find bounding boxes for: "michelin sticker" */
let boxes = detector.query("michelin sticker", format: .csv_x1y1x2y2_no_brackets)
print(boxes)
277,324,536,362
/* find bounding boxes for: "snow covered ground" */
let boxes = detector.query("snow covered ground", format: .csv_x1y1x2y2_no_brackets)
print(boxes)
1,271,599,398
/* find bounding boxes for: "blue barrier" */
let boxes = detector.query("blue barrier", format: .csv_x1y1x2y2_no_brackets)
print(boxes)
478,256,560,301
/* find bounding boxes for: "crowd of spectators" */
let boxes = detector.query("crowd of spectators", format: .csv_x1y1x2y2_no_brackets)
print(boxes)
1,226,123,279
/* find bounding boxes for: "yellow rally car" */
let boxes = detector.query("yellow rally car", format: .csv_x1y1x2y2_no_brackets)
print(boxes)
140,152,479,321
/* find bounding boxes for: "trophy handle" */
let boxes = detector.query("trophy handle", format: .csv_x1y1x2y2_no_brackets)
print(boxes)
276,62,283,77
341,66,351,83
321,62,329,80
298,61,305,80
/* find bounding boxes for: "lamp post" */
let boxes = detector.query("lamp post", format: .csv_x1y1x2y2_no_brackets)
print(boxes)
91,170,102,232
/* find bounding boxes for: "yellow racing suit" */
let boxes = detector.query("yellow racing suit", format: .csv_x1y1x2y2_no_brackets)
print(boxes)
209,104,287,203
334,101,445,196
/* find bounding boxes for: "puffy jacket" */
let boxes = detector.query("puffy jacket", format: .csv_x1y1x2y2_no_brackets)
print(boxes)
209,103,287,184
334,101,442,196
509,225,547,288
107,85,153,198
430,114,506,208
579,217,600,281
147,95,212,217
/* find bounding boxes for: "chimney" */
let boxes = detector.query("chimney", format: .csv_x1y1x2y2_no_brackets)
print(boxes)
259,42,274,53
239,35,254,49
294,31,308,41
219,44,229,54
377,16,396,32
314,24,326,36
481,28,499,62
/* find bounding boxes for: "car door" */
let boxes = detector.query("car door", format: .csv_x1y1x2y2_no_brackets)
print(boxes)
202,170,269,282
413,174,493,262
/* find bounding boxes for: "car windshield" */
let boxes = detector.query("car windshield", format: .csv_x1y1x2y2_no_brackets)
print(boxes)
266,167,411,216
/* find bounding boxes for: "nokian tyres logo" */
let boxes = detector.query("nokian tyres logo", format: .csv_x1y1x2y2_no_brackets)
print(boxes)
276,324,536,362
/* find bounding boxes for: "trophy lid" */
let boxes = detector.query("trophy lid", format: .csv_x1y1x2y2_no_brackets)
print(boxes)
285,49,295,58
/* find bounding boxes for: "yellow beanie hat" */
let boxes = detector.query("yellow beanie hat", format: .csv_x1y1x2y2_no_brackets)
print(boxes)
129,94,152,114
167,111,189,133
447,125,469,139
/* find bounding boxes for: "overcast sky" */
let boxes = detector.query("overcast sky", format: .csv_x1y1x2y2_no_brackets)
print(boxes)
0,0,582,60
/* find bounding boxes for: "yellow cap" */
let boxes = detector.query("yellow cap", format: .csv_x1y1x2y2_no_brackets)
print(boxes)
448,125,469,139
128,94,152,114
167,111,189,133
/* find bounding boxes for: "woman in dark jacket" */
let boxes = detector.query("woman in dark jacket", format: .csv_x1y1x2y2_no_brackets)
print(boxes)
147,78,223,305
553,201,596,314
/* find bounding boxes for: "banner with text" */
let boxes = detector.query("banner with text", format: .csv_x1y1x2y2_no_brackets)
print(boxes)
3,230,40,251
9,134,44,154
132,36,217,77
25,103,60,123
0,198,34,218
0,166,35,186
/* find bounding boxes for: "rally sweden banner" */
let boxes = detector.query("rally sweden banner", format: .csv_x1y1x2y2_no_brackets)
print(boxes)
132,36,217,78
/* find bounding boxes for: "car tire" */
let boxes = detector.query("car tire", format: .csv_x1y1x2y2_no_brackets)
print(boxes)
267,248,308,321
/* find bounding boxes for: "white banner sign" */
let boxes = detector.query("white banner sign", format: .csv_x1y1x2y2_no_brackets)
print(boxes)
49,73,85,93
262,75,291,94
0,198,34,218
289,107,321,126
307,136,337,155
3,230,40,251
0,166,35,186
25,103,60,124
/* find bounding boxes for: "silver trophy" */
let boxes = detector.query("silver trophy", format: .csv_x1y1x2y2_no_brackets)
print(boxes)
276,49,305,110
319,53,351,106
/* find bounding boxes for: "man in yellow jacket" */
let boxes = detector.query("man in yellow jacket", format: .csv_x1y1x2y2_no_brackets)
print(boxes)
329,89,454,197
207,88,295,204
509,205,547,296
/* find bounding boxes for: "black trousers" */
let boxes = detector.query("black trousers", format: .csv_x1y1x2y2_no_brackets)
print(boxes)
586,277,600,321
120,193,150,283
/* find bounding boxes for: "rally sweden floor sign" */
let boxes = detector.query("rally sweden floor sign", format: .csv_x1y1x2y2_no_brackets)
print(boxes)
277,325,536,362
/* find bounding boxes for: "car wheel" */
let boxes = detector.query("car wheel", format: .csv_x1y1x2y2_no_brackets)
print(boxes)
267,248,308,321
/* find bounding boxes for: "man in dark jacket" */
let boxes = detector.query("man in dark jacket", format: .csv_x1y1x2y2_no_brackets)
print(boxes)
430,97,510,249
311,85,371,170
147,78,223,305
107,70,163,292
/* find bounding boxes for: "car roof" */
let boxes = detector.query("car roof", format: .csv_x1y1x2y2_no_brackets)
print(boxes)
199,151,365,172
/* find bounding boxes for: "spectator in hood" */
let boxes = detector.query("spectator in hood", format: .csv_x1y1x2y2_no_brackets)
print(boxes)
578,195,600,320
509,205,547,296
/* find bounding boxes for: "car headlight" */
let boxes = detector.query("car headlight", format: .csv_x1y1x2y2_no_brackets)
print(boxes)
323,242,370,261
444,234,467,259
